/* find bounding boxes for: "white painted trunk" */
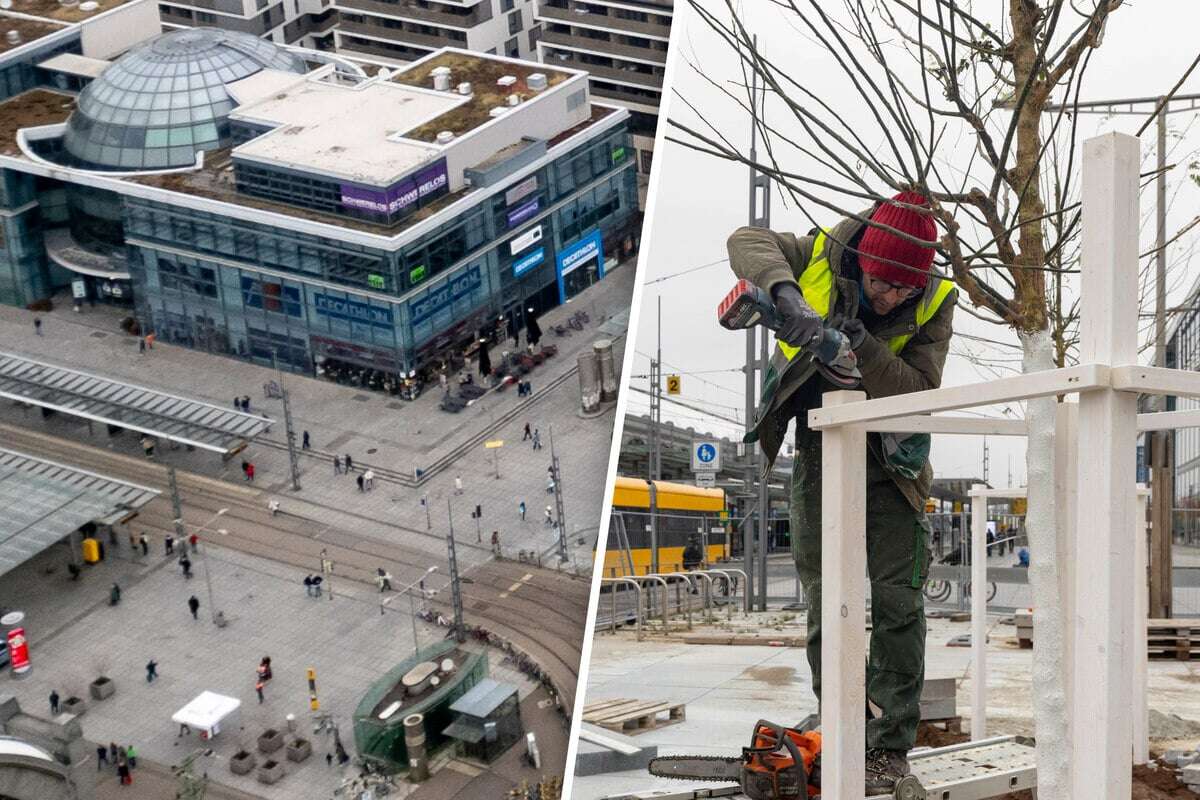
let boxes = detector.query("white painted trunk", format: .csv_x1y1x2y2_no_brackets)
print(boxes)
1020,328,1068,799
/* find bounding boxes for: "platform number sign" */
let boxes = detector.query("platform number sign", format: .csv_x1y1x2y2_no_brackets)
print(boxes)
691,440,721,472
666,374,681,395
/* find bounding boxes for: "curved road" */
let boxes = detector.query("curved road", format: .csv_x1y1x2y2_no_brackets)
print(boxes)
1,423,588,711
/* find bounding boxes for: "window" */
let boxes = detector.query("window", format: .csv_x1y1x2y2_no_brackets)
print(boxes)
640,148,653,174
504,36,520,58
507,9,522,33
528,24,541,50
501,0,514,10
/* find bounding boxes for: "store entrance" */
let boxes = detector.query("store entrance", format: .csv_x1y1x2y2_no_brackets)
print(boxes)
561,257,600,301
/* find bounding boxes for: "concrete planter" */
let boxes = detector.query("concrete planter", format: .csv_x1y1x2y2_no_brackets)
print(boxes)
256,759,285,785
286,737,312,763
230,750,256,775
257,728,284,754
89,677,115,701
61,696,87,717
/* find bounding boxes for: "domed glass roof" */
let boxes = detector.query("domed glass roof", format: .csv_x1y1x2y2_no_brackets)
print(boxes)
63,28,306,171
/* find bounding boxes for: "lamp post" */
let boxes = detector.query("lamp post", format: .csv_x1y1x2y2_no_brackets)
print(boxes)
175,508,229,626
380,566,439,658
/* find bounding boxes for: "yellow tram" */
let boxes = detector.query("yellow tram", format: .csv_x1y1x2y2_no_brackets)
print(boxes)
601,476,728,577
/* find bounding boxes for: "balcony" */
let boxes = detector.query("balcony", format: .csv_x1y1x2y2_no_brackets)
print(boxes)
541,49,663,89
335,0,485,28
590,82,661,114
540,27,666,64
536,3,670,40
337,19,463,49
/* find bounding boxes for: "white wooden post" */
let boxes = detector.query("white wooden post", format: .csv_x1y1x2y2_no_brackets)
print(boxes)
969,487,987,740
1133,485,1150,765
1053,401,1079,768
1072,133,1140,800
819,390,867,800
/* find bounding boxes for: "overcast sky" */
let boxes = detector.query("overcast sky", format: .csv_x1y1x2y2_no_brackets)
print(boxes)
622,1,1200,485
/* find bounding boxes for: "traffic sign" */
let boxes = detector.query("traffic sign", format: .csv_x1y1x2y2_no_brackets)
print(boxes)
666,374,681,395
695,472,716,488
691,440,721,472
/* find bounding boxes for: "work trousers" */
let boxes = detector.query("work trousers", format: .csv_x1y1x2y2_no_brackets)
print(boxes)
790,432,930,752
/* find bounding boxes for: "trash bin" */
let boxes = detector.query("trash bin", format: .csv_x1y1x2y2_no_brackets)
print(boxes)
82,538,100,564
286,713,296,733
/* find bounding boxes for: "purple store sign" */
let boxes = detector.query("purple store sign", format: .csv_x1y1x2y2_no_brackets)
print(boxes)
341,159,449,216
506,197,539,228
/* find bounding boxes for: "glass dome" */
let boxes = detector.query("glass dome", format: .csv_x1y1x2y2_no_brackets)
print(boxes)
62,28,307,171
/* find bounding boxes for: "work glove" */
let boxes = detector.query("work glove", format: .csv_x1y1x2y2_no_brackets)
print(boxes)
840,318,868,350
771,283,823,348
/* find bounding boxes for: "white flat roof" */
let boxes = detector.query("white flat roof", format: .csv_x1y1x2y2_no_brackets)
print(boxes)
225,68,307,107
230,77,460,187
37,52,110,78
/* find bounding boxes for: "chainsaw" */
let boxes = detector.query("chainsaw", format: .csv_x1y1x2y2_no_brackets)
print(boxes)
717,279,861,389
648,718,926,800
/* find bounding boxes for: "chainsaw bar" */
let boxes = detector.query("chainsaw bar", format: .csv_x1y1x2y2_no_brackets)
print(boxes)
648,756,743,782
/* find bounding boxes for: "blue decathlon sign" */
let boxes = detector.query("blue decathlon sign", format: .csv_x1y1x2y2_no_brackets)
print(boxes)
513,247,544,278
409,265,483,326
313,293,394,329
691,440,721,472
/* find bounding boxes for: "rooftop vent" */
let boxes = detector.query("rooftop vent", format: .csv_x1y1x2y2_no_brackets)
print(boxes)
79,1,98,10
496,75,517,89
506,94,520,107
4,29,19,46
431,65,452,91
527,72,547,91
457,81,472,95
377,67,390,80
57,0,78,7
436,130,454,144
489,107,508,118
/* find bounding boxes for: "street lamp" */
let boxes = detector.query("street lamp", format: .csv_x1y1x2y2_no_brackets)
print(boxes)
380,566,438,658
175,508,228,627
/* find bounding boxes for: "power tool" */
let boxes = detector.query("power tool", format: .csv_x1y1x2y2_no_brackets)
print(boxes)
717,279,861,389
648,718,926,800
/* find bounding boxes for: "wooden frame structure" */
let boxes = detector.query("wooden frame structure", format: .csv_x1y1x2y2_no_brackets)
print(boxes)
806,134,1188,799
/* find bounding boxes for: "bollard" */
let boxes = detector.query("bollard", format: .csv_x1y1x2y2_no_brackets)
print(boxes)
286,713,296,733
403,713,429,782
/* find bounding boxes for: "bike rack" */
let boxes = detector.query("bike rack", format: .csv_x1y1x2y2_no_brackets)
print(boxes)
600,577,643,641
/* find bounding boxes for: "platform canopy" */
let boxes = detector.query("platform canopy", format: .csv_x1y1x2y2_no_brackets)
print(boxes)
0,351,270,454
0,447,160,579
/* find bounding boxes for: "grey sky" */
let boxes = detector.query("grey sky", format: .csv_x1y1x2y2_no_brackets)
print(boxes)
624,1,1200,485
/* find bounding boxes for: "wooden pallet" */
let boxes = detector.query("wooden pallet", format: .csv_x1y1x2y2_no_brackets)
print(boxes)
1146,619,1200,661
582,698,687,734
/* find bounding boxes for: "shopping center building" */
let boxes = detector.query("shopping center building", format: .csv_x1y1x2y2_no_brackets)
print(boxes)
0,26,641,378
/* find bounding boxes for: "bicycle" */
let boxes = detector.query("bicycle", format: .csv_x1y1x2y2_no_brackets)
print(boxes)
922,576,953,603
962,579,999,602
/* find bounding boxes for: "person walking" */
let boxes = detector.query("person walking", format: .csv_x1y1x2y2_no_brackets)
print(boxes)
165,534,174,555
189,533,198,553
303,575,313,597
333,455,343,475
34,318,42,336
523,422,532,441
240,395,250,412
109,742,119,766
312,574,323,597
491,530,500,556
518,501,526,521
454,475,463,495
145,332,156,350
145,659,157,683
302,430,311,450
532,429,541,450
96,744,109,770
109,583,121,605
363,469,375,490
543,506,553,527
117,757,130,786
241,460,250,480
125,744,137,769
187,595,200,620
255,678,265,704
376,568,393,592
246,463,255,482
139,534,148,557
356,474,365,492
138,337,146,354
179,555,192,579
344,454,354,472
49,689,60,715
726,190,953,794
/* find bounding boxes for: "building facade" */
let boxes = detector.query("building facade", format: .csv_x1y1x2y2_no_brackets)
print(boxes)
0,37,641,384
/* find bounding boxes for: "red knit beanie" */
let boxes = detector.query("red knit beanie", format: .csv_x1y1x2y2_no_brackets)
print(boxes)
858,191,937,288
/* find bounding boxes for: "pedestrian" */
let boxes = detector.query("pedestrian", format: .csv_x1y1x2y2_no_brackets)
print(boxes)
344,453,353,472
109,582,121,605
364,469,375,490
233,397,240,410
532,429,541,450
356,474,365,492
109,742,119,765
326,752,333,767
180,555,192,578
454,475,463,495
126,744,137,769
255,679,265,703
129,531,137,550
246,462,255,482
139,533,148,557
525,379,533,396
138,337,146,354
312,574,323,597
519,500,526,521
491,530,500,555
376,568,392,592
34,317,41,335
260,656,272,680
145,659,157,683
241,460,249,480
165,534,174,555
439,371,448,391
241,395,251,412
68,561,80,580
145,333,155,350
303,575,313,597
546,474,555,494
333,455,343,475
117,760,130,786
187,595,200,620
96,744,108,769
523,422,532,440
177,722,191,737
98,539,105,561
268,499,280,516
544,506,553,526
189,533,198,552
49,689,60,715
302,430,311,450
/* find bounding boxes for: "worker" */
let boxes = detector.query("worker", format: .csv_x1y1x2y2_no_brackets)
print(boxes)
727,191,955,795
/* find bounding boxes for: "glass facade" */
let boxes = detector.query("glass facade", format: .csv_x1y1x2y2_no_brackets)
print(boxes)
62,28,305,170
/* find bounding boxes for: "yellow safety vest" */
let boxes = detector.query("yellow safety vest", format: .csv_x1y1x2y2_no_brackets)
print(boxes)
777,230,955,362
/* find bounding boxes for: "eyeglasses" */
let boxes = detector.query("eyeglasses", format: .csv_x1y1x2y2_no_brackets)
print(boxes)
866,275,922,300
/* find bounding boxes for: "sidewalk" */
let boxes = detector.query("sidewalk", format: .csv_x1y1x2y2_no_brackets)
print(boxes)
0,260,633,566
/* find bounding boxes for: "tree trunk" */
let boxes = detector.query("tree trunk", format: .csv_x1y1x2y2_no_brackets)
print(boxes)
1020,328,1068,798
